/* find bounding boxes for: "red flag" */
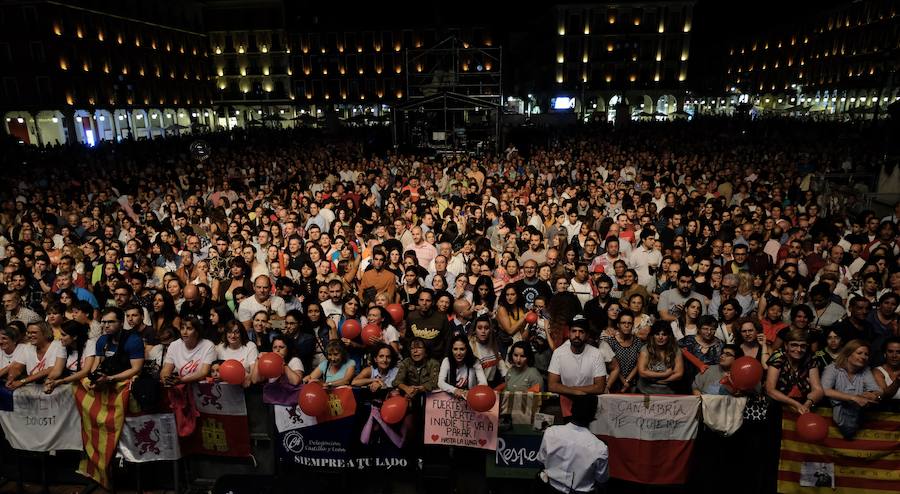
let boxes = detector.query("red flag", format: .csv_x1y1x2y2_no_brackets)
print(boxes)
591,394,701,485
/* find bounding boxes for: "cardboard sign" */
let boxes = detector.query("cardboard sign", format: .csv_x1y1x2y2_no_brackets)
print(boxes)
424,391,498,450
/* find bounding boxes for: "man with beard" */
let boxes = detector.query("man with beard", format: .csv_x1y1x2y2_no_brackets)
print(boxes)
594,236,623,274
406,288,450,360
583,274,615,334
658,268,709,322
514,259,552,310
547,315,607,397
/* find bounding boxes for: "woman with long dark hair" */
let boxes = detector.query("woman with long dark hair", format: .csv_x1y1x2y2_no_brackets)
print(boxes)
212,257,253,312
468,316,508,387
437,335,486,398
295,260,319,303
251,335,303,386
637,321,684,394
497,285,528,344
472,275,497,317
151,291,181,333
400,266,424,313
504,341,544,392
209,304,236,340
44,320,94,392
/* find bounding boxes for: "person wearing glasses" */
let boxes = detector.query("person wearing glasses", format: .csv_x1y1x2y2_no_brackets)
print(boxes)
693,344,747,395
215,320,259,376
765,327,824,415
89,308,145,386
709,274,755,318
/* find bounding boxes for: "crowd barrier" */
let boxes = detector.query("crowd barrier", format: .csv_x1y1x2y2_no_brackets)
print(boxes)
0,382,898,494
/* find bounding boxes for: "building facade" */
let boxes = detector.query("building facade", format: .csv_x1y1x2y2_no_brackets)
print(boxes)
710,0,899,116
552,2,695,121
205,0,292,129
0,0,216,145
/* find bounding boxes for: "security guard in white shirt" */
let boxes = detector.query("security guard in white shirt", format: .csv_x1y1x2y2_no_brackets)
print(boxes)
538,395,609,493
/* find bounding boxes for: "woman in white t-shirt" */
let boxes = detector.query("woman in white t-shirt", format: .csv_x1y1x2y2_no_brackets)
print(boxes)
160,317,216,386
216,320,259,376
45,321,96,392
7,321,61,389
0,326,23,381
250,335,303,385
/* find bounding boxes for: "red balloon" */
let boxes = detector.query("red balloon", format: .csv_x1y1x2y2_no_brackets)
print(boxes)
257,352,285,379
730,356,764,391
380,396,408,424
386,304,405,324
361,324,383,346
796,412,829,443
299,382,329,417
525,312,539,324
467,384,497,412
219,360,245,385
341,319,362,339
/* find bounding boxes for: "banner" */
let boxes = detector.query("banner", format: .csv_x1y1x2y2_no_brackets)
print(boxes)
590,394,701,485
118,413,182,463
487,392,560,479
424,391,498,450
179,382,251,458
74,380,130,488
274,388,408,470
777,408,900,494
0,384,83,452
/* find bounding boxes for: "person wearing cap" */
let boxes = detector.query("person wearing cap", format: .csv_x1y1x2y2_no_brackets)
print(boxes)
628,228,662,291
547,315,608,397
538,394,609,494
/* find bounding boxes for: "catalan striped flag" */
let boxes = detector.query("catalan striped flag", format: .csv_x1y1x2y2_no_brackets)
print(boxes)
778,408,900,494
74,380,130,489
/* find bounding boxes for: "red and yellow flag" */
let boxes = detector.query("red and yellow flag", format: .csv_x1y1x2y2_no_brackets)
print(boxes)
74,380,130,488
778,408,900,494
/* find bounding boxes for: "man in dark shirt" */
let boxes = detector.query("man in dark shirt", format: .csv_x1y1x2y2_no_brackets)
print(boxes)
179,284,211,328
514,259,553,310
406,288,450,360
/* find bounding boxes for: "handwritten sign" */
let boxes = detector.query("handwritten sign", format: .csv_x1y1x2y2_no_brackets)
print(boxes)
424,391,498,450
590,395,701,485
592,394,699,440
0,384,83,451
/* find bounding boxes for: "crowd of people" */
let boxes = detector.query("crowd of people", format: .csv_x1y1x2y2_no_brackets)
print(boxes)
0,118,898,491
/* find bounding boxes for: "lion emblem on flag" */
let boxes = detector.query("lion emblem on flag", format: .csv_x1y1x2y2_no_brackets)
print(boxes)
131,419,161,455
